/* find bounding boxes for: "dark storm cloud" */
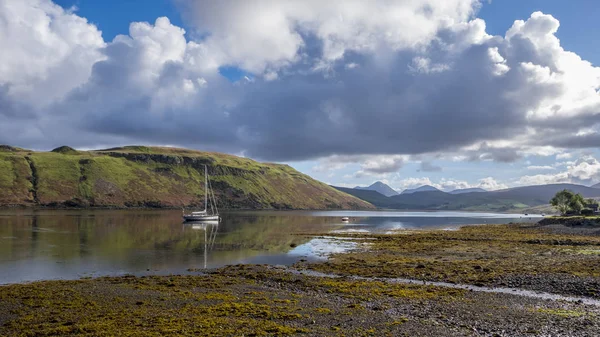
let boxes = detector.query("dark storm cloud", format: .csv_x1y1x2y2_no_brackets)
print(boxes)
539,132,600,149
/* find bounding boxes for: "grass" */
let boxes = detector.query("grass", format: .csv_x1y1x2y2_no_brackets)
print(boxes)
0,154,34,205
0,146,373,210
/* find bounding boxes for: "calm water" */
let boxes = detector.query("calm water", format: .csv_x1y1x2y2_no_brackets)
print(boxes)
0,209,540,284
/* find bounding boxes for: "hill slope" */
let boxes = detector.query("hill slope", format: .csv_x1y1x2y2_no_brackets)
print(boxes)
354,181,399,197
0,145,373,210
449,188,486,194
334,183,600,212
401,185,441,194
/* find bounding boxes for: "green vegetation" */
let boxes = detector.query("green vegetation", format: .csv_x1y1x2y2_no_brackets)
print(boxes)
1,262,597,336
0,154,33,205
303,224,600,298
0,145,373,210
550,189,598,215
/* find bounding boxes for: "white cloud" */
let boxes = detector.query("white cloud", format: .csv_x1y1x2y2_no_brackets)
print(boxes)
1,1,600,171
527,165,555,170
477,177,508,190
359,156,405,174
0,0,104,106
179,0,479,72
391,176,506,192
556,153,573,160
518,155,600,186
312,154,405,177
517,172,570,186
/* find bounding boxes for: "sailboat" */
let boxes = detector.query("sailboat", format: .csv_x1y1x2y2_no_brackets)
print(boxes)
183,165,220,222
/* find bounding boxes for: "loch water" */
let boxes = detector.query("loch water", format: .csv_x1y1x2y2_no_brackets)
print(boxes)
0,209,541,284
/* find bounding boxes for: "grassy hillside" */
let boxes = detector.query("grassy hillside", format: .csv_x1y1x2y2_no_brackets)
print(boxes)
0,145,373,210
334,183,600,212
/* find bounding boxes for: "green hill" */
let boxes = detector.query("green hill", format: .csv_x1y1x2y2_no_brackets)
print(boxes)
0,145,373,210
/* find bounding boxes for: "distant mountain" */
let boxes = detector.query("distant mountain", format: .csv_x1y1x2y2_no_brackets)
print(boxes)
333,183,600,212
355,181,399,197
449,188,487,194
401,185,441,194
592,183,600,189
335,187,396,208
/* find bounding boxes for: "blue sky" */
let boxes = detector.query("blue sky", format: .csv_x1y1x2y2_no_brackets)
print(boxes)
3,0,600,192
54,0,185,40
479,0,600,65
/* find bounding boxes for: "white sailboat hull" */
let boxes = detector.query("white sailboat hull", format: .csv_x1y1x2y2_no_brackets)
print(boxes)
183,214,220,222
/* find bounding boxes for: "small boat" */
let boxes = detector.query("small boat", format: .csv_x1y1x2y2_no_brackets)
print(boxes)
341,217,349,222
183,165,220,222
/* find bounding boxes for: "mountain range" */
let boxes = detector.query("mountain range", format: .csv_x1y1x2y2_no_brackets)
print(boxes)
0,145,373,210
354,181,488,196
336,183,600,213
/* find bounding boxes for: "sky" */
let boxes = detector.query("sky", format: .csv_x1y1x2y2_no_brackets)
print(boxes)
2,0,600,193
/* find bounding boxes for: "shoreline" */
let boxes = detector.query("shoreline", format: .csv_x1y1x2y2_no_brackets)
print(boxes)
0,205,550,216
1,223,600,335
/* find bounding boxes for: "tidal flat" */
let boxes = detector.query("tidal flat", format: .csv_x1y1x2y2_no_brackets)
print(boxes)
1,224,600,336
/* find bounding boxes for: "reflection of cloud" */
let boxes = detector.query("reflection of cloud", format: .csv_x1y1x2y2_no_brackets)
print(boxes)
288,237,358,258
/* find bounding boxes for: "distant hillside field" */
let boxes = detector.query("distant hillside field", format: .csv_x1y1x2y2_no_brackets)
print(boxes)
334,183,600,213
0,145,373,210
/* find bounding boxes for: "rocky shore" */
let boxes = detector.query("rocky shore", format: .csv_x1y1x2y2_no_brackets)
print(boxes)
1,223,600,336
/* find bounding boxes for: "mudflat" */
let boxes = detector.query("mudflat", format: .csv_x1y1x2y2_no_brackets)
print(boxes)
1,223,600,336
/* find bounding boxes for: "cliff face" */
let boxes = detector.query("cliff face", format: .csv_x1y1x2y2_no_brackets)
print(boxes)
0,146,373,210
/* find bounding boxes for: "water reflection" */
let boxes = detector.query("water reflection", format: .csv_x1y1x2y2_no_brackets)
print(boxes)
184,221,219,269
0,209,537,284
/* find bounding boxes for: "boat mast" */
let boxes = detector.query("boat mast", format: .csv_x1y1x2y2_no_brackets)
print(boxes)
204,165,208,212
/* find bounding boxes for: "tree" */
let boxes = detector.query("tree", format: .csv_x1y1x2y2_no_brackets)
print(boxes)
550,189,575,215
550,190,587,215
569,193,585,214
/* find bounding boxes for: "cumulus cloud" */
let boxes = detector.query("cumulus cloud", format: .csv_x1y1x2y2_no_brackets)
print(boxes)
1,1,600,171
391,176,506,192
518,155,600,186
0,0,105,107
177,0,479,73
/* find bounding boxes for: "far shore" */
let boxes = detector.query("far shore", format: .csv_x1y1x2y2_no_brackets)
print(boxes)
0,204,553,215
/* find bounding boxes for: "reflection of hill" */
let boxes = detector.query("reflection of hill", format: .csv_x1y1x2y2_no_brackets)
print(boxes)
215,213,343,252
0,210,344,273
